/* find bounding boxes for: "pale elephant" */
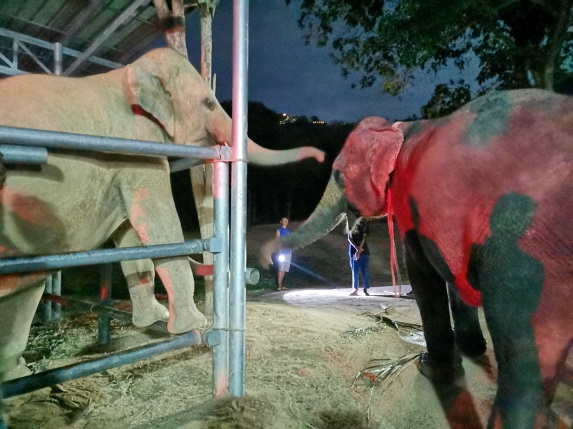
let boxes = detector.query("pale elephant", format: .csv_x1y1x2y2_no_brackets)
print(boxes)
0,47,325,382
261,89,573,428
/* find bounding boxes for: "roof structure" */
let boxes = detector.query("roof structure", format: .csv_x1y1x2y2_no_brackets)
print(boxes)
0,0,195,77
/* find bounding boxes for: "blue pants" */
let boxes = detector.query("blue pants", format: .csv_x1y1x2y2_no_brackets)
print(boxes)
350,253,370,289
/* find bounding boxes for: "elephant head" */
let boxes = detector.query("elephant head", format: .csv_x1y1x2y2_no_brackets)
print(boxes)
260,116,403,263
122,48,325,165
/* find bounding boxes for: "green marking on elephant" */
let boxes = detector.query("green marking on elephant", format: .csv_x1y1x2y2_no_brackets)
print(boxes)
402,120,424,141
467,192,544,421
463,92,512,148
468,192,543,294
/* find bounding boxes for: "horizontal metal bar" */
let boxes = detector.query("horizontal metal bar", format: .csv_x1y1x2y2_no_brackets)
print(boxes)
245,268,260,285
1,330,202,398
0,64,28,76
0,241,206,274
0,126,221,160
0,145,47,165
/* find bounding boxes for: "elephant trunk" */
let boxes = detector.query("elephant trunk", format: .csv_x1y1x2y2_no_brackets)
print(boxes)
210,104,324,164
259,173,347,267
246,140,325,165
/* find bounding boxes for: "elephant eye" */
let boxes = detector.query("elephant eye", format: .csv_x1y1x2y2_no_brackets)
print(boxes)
333,169,345,188
203,97,216,112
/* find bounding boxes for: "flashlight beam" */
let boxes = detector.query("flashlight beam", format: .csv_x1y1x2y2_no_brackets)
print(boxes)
290,261,329,283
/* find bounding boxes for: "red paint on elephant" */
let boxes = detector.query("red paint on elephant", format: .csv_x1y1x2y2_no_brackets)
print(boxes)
0,187,54,228
0,272,50,298
130,188,150,244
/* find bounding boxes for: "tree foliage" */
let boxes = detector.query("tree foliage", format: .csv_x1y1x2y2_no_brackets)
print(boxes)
287,0,573,116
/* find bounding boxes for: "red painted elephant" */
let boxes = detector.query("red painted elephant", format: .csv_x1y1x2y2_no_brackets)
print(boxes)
261,89,573,428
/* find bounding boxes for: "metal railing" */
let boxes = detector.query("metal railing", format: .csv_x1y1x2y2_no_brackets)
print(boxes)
0,125,239,399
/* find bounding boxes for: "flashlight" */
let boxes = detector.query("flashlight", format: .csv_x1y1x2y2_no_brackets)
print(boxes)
278,254,285,262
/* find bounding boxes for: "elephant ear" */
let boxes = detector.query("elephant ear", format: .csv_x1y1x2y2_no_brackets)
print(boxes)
123,54,175,138
336,117,403,216
369,123,404,196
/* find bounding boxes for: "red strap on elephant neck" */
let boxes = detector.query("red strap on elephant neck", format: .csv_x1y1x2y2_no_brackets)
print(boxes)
386,189,399,297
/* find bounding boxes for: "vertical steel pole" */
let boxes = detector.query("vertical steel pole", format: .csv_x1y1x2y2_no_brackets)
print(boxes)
42,275,53,322
229,0,248,397
212,158,230,397
52,271,62,320
54,42,63,76
52,42,63,320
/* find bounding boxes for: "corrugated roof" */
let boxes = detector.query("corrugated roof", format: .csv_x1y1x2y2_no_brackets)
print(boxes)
0,0,194,77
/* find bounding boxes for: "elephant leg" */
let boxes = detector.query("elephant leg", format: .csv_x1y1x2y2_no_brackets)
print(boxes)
470,194,552,428
117,169,207,334
0,282,45,382
404,231,461,383
113,224,169,327
481,276,545,428
120,259,169,327
154,257,207,334
479,269,570,428
447,283,486,358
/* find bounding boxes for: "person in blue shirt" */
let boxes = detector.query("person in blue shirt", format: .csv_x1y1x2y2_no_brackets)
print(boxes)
348,218,371,296
274,217,292,291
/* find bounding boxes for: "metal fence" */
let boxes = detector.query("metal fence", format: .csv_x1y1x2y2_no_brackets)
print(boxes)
0,124,243,400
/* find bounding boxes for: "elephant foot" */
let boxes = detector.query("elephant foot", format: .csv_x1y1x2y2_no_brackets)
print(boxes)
0,357,31,382
132,300,169,328
128,282,169,328
455,332,487,358
417,352,464,385
168,304,208,334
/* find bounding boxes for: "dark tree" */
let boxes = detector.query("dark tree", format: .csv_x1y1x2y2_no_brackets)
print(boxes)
288,0,573,116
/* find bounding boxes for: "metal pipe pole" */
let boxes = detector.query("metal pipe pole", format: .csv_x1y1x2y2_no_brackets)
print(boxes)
54,42,63,76
0,126,221,160
229,0,248,397
51,41,64,321
52,270,62,320
0,145,47,165
212,158,230,398
0,240,208,274
42,275,53,322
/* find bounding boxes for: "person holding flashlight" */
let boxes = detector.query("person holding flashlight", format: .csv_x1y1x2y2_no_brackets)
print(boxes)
274,216,292,291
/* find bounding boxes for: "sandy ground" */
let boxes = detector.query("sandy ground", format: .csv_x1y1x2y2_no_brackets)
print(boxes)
4,286,501,429
2,222,571,428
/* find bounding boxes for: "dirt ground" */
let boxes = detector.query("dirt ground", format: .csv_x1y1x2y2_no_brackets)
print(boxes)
3,222,571,428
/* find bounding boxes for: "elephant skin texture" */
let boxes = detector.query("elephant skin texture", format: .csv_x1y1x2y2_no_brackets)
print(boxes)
0,48,324,383
263,89,573,428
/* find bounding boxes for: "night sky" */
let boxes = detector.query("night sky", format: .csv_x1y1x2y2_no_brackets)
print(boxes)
182,0,478,123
